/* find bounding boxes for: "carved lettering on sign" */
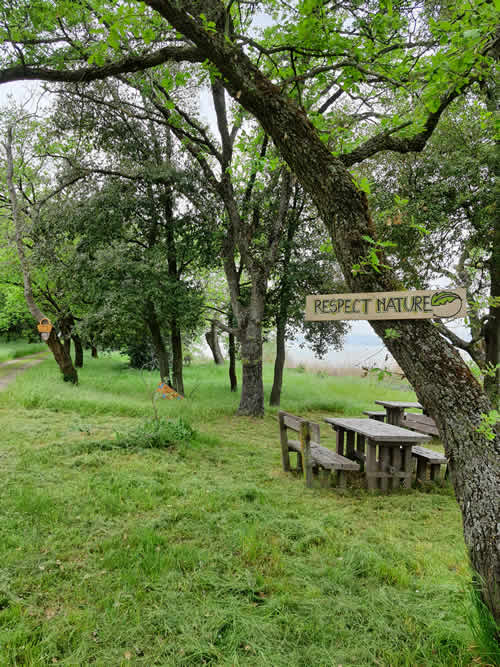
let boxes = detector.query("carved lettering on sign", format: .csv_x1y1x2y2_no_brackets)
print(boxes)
305,289,467,321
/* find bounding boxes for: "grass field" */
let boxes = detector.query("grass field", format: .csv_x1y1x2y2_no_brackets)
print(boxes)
0,351,494,665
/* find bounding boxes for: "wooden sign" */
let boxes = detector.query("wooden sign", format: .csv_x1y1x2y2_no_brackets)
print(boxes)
305,288,467,321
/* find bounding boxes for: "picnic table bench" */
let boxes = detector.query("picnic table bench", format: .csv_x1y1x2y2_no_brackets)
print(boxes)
374,400,424,426
324,417,431,491
411,446,448,482
365,404,447,480
279,411,359,488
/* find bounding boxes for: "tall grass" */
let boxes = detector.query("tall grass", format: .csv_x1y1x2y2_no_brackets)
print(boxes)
2,352,417,421
0,339,47,362
0,353,488,665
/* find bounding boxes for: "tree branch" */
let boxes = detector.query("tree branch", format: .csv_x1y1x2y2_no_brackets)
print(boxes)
0,46,204,85
339,87,463,166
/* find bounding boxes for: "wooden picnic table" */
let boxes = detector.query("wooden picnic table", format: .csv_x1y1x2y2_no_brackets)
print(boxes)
324,417,431,491
374,400,424,426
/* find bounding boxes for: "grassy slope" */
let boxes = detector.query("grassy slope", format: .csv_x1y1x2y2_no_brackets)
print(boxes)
0,354,478,666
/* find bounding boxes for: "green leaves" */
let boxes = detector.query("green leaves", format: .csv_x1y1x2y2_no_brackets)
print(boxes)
431,291,460,307
477,410,499,441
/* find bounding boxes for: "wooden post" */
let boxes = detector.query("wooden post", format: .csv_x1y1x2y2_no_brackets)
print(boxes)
346,431,355,459
391,446,402,490
379,446,389,491
430,464,440,482
402,445,413,489
320,469,331,488
300,421,313,488
278,413,291,472
310,422,321,445
336,428,344,455
366,440,378,491
357,434,365,472
296,451,303,473
416,458,427,483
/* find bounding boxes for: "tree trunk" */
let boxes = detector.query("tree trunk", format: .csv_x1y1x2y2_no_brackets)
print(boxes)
72,334,84,368
171,320,184,395
145,5,500,621
237,316,264,416
270,217,296,406
46,329,78,383
270,317,286,406
63,337,71,357
205,321,225,364
146,302,171,384
91,345,98,358
228,309,237,392
371,318,499,617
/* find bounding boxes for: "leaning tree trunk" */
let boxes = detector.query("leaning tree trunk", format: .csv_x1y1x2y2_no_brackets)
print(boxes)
46,329,79,383
205,321,225,365
72,334,84,368
5,125,78,384
170,319,184,395
147,5,500,622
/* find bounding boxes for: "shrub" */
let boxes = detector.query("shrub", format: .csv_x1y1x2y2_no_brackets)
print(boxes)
115,417,196,450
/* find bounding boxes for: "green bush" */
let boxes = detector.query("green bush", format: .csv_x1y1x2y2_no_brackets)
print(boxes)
114,416,196,450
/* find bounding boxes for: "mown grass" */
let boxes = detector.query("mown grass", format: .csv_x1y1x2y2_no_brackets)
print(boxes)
0,352,489,666
0,339,47,363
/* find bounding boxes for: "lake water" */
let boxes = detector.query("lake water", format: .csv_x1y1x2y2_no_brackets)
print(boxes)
286,340,396,371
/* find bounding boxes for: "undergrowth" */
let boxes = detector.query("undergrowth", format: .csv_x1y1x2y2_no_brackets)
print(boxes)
114,417,196,450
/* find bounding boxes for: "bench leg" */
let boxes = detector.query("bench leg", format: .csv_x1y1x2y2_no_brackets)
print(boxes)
366,441,378,491
336,428,345,456
320,469,331,488
356,435,365,472
379,446,390,491
402,445,412,489
296,451,303,473
337,470,346,488
346,430,355,459
430,464,440,482
391,446,402,490
416,458,427,483
279,416,291,472
300,422,313,488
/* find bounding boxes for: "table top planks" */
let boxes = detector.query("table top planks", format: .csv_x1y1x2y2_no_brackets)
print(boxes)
324,417,431,444
374,400,423,409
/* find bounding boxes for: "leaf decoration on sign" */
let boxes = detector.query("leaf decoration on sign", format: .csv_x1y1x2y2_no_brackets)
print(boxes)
431,291,461,307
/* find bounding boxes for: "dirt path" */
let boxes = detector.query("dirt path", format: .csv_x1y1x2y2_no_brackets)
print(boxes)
0,352,48,391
